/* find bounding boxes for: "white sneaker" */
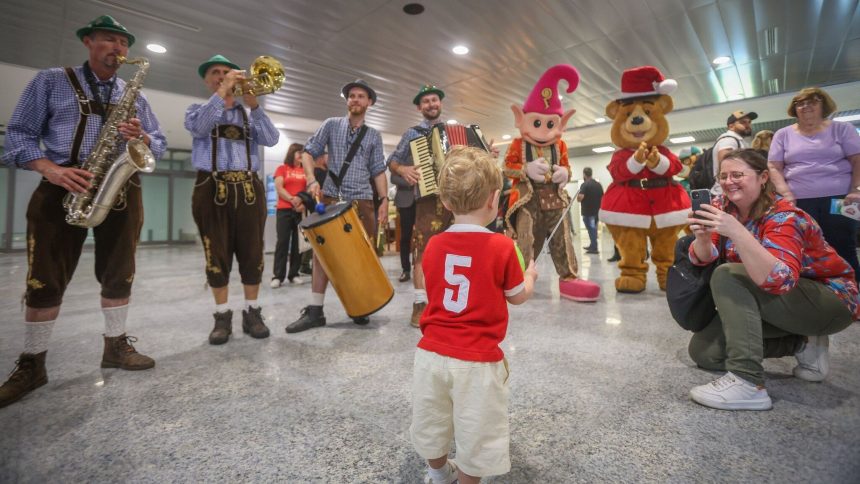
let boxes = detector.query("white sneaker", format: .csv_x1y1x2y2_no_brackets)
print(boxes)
269,279,282,289
690,372,772,411
793,335,830,382
424,460,458,484
289,276,306,285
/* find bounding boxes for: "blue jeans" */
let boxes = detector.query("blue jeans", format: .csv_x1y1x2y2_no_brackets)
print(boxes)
582,215,598,250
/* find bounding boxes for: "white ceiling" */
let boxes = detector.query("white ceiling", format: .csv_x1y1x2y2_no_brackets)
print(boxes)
1,0,859,150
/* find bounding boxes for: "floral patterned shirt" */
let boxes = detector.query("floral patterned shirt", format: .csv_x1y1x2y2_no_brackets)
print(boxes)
691,196,859,318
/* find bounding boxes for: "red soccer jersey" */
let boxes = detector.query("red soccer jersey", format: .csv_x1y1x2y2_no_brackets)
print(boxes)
274,164,307,210
418,225,526,362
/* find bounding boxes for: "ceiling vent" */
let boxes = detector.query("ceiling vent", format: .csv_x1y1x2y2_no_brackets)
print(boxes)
764,78,780,95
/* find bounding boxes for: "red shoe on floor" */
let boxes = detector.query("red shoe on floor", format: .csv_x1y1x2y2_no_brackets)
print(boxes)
559,279,600,302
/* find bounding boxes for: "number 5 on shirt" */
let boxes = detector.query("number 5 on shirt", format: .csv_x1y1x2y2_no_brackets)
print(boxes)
443,254,472,313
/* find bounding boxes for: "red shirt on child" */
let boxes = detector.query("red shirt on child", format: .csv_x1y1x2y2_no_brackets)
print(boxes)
419,225,525,362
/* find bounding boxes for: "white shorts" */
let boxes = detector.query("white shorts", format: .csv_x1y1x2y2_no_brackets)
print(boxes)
410,348,511,477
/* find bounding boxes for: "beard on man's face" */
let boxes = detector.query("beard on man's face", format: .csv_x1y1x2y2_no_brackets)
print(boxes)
349,104,367,116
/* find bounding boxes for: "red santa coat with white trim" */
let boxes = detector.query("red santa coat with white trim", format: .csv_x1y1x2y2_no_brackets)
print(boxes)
598,146,691,229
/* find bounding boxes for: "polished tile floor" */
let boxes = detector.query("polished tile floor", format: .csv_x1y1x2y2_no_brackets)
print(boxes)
1,232,859,483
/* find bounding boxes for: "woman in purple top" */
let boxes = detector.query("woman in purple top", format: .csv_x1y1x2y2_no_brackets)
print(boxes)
768,87,860,281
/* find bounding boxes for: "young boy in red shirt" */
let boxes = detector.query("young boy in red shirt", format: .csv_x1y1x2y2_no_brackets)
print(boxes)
411,146,538,484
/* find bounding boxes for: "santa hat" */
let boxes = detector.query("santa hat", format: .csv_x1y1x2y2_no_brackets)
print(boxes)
618,66,677,100
522,64,580,116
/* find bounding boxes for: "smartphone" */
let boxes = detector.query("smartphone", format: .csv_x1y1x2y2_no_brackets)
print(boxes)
690,189,711,218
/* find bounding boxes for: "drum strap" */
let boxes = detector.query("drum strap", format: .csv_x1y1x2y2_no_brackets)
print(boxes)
328,124,367,192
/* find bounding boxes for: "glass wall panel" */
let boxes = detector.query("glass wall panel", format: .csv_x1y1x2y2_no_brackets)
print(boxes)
172,176,197,242
140,175,169,242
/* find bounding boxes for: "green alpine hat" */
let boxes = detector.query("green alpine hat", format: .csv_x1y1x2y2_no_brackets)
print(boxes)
76,15,135,46
198,54,241,78
412,84,445,105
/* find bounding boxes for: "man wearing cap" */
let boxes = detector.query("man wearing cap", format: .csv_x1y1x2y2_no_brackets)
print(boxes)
387,85,453,327
286,79,388,333
710,111,757,193
186,54,280,345
0,15,166,408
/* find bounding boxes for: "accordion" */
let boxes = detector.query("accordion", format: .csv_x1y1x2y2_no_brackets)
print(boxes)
409,123,490,198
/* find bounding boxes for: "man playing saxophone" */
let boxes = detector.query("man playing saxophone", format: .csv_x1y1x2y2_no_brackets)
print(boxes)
186,54,279,345
0,15,166,408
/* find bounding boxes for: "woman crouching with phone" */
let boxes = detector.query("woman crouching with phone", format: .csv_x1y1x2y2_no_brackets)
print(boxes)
686,148,857,411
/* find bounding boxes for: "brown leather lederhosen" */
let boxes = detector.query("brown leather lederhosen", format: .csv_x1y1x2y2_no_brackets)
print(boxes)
191,108,266,288
24,68,143,308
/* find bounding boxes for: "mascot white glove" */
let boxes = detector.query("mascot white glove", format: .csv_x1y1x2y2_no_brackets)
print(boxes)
524,157,550,182
550,165,569,184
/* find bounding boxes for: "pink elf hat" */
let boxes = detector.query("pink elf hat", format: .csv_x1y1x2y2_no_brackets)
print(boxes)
522,64,580,115
617,66,677,99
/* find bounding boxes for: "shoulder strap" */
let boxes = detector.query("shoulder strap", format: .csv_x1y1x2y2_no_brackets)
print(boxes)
329,124,368,190
63,67,91,166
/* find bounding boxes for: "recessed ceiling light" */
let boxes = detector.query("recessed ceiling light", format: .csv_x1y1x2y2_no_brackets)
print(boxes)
729,92,745,100
669,136,696,144
592,146,615,153
712,56,731,65
275,123,286,129
146,43,167,54
447,119,458,125
594,117,606,123
452,45,469,55
502,134,511,140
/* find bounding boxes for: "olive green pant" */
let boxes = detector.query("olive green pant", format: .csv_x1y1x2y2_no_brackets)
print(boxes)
688,263,853,386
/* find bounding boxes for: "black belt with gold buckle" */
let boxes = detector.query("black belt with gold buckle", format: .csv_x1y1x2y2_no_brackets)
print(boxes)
623,178,673,189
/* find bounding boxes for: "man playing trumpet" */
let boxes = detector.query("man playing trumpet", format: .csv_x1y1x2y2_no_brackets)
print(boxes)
186,54,280,345
0,15,166,408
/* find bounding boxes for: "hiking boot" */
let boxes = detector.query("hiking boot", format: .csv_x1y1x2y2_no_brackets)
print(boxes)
209,310,233,345
411,302,426,328
242,306,270,339
0,352,48,408
101,334,155,370
286,305,326,333
353,316,370,326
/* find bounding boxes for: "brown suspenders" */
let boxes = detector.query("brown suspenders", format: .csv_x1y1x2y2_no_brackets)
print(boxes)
63,67,92,166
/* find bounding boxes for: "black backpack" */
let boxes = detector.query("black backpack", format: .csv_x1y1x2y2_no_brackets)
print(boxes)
688,135,742,190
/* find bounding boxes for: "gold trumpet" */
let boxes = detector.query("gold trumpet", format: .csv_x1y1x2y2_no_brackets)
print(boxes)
233,56,285,96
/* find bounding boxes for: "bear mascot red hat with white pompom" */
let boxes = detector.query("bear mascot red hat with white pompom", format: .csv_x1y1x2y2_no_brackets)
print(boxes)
598,65,691,293
503,64,600,302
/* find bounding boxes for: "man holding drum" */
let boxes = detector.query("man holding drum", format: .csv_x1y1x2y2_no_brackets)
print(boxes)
287,79,388,333
387,85,453,328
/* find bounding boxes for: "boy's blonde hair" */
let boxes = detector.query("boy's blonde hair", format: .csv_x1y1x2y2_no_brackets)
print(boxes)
437,146,502,215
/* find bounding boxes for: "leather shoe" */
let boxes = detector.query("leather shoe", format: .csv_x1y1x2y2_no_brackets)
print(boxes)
286,305,326,333
398,271,411,282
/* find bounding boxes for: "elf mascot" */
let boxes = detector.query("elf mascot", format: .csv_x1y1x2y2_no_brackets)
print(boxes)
504,64,600,302
598,66,691,293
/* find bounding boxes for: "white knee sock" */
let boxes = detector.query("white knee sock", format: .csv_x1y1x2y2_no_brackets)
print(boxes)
215,303,230,314
245,299,259,310
23,320,55,354
311,292,325,306
414,289,428,304
102,305,128,337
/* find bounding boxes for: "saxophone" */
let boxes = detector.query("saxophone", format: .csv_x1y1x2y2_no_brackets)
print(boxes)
64,56,156,227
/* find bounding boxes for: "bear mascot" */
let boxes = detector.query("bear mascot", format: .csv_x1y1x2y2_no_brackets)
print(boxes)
598,66,691,293
503,64,600,302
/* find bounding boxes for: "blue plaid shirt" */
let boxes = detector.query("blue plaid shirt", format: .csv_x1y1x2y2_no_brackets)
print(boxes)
386,118,436,197
304,117,385,200
185,94,279,172
3,66,166,168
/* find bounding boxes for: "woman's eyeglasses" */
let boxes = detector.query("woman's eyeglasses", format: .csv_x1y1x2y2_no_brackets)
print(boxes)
794,97,822,109
718,171,761,182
